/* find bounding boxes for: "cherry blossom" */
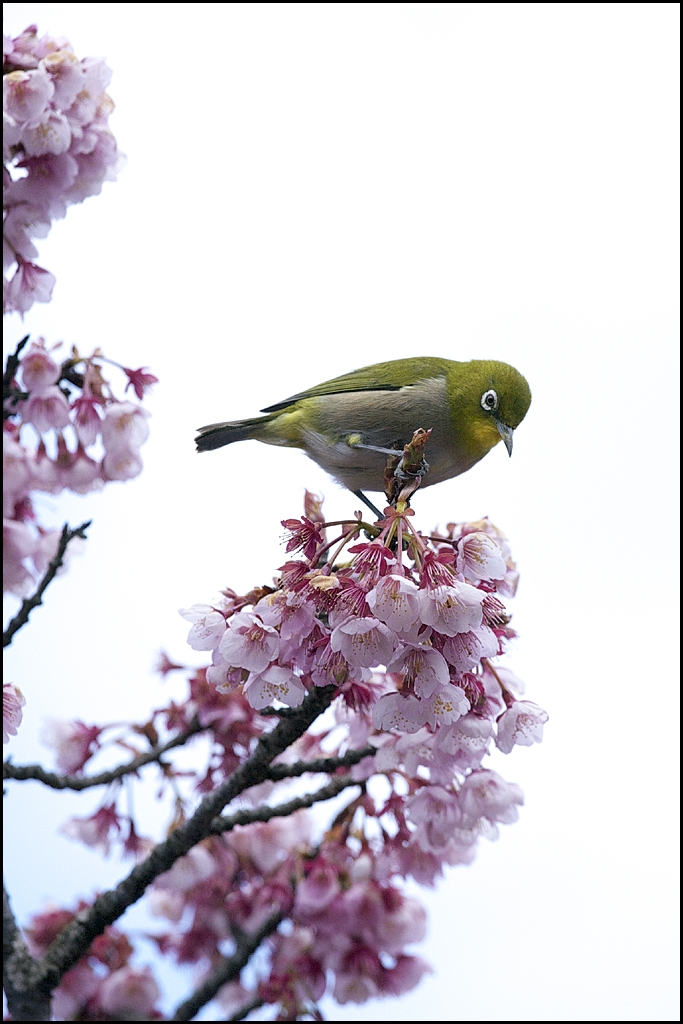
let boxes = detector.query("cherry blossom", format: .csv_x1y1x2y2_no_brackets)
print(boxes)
496,700,549,754
3,682,26,742
4,27,122,314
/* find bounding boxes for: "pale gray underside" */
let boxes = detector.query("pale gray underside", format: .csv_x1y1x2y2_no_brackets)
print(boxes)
269,377,487,491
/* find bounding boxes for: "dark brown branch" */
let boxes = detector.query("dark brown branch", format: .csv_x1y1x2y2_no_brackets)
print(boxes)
170,909,284,1021
208,773,360,836
264,744,375,781
3,521,92,648
36,684,337,992
3,334,30,417
3,720,205,790
3,884,51,1021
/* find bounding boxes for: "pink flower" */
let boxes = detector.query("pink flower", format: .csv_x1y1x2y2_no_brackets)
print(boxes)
406,786,462,852
63,445,103,494
294,857,341,915
457,531,507,581
155,845,216,894
31,527,63,576
386,643,449,699
372,691,424,734
441,626,499,673
51,963,100,1021
179,603,227,651
3,68,54,124
375,892,428,954
333,944,382,1004
282,515,324,561
437,714,493,770
71,395,102,446
419,682,470,729
40,718,102,773
330,616,397,668
123,365,159,400
98,965,160,1019
7,152,79,219
100,402,150,454
366,574,420,632
244,664,306,710
3,518,37,596
101,447,143,481
3,682,26,742
418,581,485,636
3,434,34,516
39,49,83,109
2,203,50,261
60,803,121,855
256,590,317,643
4,258,55,314
380,954,432,996
22,385,70,432
64,56,112,127
459,769,524,828
21,109,71,157
496,701,549,754
219,611,279,672
19,340,60,393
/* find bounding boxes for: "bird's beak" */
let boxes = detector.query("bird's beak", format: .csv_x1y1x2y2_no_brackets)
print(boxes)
496,420,514,456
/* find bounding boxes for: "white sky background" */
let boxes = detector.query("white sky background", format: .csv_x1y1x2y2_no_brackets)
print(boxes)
3,3,680,1021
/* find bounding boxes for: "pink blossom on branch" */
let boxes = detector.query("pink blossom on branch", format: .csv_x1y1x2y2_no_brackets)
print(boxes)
3,341,156,600
4,26,123,314
28,488,546,1017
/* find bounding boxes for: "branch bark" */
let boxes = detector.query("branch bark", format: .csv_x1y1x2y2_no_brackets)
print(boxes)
3,720,205,790
34,684,337,992
170,910,284,1021
3,884,51,1021
3,521,91,648
208,773,360,836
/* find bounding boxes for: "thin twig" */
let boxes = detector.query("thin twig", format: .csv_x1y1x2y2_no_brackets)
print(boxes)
208,774,360,836
3,720,205,790
36,684,337,992
171,909,284,1020
264,745,375,781
3,521,92,648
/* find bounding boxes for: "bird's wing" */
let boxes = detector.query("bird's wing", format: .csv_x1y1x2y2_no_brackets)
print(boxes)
260,357,453,413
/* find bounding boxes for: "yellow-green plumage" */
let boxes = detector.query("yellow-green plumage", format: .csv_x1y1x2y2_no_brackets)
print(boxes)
196,357,531,493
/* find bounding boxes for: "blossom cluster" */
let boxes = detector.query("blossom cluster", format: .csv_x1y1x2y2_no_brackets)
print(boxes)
25,498,546,1018
24,901,162,1021
3,337,156,598
182,502,547,766
3,25,123,314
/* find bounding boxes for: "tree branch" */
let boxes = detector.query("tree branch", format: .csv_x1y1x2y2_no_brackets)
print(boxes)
36,684,337,991
208,774,361,836
3,521,92,648
3,884,51,1021
170,909,284,1021
264,744,375,781
3,720,205,790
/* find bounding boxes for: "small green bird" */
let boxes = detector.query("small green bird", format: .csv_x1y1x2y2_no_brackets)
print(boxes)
196,357,531,507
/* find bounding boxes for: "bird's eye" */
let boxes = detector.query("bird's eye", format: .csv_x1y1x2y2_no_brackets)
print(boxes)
481,389,498,411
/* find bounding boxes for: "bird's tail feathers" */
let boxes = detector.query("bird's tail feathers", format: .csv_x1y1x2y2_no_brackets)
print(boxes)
195,416,272,452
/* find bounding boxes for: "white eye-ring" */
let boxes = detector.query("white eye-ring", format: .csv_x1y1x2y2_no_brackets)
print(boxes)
481,388,498,411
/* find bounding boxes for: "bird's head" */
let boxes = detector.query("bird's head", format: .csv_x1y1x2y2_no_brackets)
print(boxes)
447,359,532,459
